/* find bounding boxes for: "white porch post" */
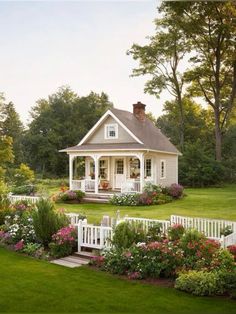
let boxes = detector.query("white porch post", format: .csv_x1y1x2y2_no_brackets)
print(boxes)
69,154,74,190
93,155,100,194
138,153,144,192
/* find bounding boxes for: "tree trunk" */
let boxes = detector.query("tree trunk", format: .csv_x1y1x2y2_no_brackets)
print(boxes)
214,109,222,161
177,94,184,152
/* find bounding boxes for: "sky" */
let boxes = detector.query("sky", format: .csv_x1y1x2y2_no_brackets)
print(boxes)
0,0,173,125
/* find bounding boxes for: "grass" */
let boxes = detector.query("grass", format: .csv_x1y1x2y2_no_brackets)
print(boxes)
0,247,235,313
53,185,236,223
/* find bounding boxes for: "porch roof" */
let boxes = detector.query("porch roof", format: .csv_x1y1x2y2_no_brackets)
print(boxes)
59,142,145,152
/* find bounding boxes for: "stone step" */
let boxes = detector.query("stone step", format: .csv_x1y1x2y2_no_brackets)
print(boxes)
51,255,90,268
63,256,89,265
74,251,96,260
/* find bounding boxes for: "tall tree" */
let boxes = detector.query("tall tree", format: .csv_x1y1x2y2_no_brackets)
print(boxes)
0,135,14,179
0,102,24,165
163,1,236,160
157,97,214,150
128,11,188,150
24,87,113,177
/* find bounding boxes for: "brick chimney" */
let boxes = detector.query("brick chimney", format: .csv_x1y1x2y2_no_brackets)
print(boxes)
133,101,146,121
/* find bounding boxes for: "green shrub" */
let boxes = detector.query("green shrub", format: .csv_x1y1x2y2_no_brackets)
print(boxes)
11,184,37,195
0,194,12,225
210,248,235,271
112,222,146,249
146,223,162,242
22,243,42,256
33,199,68,247
175,269,236,296
175,271,220,296
13,163,35,186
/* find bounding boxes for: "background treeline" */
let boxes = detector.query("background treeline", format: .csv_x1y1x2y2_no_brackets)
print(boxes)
0,1,235,187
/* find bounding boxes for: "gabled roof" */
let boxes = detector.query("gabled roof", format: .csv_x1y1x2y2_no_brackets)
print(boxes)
109,108,180,154
60,107,181,155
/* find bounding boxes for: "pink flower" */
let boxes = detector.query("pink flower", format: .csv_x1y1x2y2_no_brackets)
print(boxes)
14,240,24,251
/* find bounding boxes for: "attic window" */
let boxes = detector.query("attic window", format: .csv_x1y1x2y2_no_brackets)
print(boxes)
105,124,118,139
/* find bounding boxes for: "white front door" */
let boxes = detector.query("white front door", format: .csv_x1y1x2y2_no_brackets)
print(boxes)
115,158,125,189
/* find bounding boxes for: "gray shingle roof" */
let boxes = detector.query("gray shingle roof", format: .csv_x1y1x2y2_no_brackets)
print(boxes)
110,108,180,154
60,108,181,155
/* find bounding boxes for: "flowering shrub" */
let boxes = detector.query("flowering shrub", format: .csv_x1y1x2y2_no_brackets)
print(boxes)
4,211,36,244
228,245,236,261
55,190,85,203
90,255,105,267
167,184,184,199
168,224,185,241
14,239,24,251
110,183,183,206
13,200,34,212
49,226,77,258
110,193,140,206
103,240,183,278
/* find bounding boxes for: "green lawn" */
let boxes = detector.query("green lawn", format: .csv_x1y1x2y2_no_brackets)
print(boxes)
54,185,236,223
0,247,235,313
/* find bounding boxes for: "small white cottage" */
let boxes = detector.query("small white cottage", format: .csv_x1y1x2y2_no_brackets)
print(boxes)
60,102,181,198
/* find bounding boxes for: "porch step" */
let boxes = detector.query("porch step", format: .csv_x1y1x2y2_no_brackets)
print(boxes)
51,255,90,268
85,193,112,199
82,197,109,204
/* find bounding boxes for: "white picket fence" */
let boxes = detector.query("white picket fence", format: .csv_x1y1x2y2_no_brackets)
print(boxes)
123,216,170,234
71,214,236,251
8,194,41,204
171,215,236,240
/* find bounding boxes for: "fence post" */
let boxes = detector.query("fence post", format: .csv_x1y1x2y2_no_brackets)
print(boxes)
220,235,225,248
77,219,83,252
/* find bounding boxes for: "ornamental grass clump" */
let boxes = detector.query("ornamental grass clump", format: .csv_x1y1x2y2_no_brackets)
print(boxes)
49,226,77,258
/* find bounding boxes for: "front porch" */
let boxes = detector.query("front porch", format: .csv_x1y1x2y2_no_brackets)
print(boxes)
69,152,154,195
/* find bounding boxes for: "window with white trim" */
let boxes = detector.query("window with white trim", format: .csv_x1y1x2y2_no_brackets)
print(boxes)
145,158,152,177
104,124,118,139
160,160,166,179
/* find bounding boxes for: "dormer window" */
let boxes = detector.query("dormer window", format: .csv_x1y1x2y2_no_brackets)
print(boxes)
105,124,118,139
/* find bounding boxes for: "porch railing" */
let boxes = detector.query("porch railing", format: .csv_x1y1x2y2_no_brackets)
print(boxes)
71,179,96,192
121,180,141,193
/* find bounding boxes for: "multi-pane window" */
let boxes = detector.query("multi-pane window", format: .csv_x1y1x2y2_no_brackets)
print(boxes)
145,159,152,177
99,159,108,179
160,160,166,179
116,159,124,174
105,124,118,139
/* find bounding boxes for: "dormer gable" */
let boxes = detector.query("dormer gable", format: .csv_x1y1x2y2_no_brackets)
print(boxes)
78,109,143,146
